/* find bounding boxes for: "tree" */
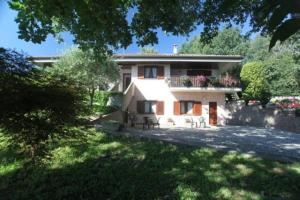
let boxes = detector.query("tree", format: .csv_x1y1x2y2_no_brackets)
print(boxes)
0,48,87,159
240,62,271,106
245,34,300,96
140,47,158,54
245,36,271,62
180,28,249,56
8,0,300,53
263,53,300,96
180,28,300,97
47,48,119,107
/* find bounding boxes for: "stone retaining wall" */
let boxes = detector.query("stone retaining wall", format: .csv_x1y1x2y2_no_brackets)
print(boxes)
226,103,300,133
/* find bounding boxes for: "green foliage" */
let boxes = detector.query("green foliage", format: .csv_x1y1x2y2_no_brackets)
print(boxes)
0,48,87,158
1,128,300,199
140,47,158,54
181,29,300,97
181,76,193,87
245,36,270,62
9,0,202,53
245,34,300,96
47,47,119,107
240,62,271,106
9,0,300,52
263,53,300,96
180,28,249,56
92,91,123,114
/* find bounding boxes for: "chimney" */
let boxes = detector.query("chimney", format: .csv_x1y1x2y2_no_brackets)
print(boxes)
172,44,178,54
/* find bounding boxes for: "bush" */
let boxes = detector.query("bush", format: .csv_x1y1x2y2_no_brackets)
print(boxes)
92,91,122,114
0,48,87,159
241,62,271,107
100,120,123,131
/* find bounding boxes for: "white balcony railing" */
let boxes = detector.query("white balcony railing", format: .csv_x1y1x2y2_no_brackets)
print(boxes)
169,75,241,88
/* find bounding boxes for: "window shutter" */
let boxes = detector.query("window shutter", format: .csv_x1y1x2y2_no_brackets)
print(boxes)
137,101,144,114
174,101,181,115
156,101,164,115
157,66,164,79
138,66,144,79
193,101,202,116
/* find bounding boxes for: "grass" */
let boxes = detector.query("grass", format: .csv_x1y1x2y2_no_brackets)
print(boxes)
0,127,300,200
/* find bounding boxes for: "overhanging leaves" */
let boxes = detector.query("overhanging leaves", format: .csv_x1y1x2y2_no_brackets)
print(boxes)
270,18,300,50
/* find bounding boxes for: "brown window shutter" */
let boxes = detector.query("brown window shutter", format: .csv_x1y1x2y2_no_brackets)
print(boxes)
174,101,180,115
137,101,144,114
156,101,164,115
157,66,164,79
193,101,202,116
138,66,144,79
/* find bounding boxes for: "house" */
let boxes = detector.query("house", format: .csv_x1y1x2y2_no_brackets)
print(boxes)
114,50,242,126
30,49,243,127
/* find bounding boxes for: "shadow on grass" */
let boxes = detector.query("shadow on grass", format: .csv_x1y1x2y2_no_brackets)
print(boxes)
0,128,300,200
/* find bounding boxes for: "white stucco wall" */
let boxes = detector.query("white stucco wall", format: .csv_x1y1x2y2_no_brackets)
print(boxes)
126,65,227,126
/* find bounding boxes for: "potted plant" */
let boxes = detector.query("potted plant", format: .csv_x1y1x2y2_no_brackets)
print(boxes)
219,74,238,87
195,75,207,87
181,76,192,87
208,77,221,87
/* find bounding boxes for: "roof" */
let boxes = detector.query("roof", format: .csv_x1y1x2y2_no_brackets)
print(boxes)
29,53,243,64
114,54,243,63
28,56,59,63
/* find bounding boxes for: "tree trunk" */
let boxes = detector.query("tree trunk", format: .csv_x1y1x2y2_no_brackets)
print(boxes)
89,82,95,107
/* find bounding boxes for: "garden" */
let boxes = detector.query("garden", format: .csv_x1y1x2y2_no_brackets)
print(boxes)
1,127,300,200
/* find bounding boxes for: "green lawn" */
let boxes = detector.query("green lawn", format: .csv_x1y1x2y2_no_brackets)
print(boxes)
0,127,300,200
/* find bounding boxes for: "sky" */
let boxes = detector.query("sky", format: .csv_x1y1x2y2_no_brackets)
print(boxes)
0,1,251,56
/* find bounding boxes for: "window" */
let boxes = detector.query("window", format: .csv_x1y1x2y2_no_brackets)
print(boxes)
144,66,157,78
144,101,156,114
180,101,193,114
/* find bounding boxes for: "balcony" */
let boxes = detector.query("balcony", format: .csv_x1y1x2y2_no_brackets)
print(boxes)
168,75,242,93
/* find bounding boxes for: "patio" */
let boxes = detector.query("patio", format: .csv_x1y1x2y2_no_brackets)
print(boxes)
117,125,300,162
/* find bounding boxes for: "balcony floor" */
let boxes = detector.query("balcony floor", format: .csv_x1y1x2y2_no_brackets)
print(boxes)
169,86,242,93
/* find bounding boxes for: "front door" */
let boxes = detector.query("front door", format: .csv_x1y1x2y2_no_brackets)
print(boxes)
123,73,131,92
209,102,217,125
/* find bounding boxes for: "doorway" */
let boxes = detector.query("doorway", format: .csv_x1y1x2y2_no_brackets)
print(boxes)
209,102,217,125
123,73,131,92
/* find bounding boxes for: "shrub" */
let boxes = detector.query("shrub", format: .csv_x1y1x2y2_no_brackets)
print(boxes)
241,62,271,106
100,120,123,131
92,91,122,114
0,48,87,159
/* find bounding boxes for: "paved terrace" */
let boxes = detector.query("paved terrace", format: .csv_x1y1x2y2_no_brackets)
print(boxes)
111,125,300,162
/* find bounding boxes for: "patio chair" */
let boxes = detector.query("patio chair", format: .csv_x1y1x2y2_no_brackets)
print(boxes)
147,118,160,129
198,116,206,128
185,118,196,128
167,118,175,125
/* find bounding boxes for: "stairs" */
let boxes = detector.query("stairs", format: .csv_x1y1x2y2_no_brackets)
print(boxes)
122,82,135,111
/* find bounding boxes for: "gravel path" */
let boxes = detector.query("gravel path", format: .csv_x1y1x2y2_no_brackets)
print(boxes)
119,125,300,162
